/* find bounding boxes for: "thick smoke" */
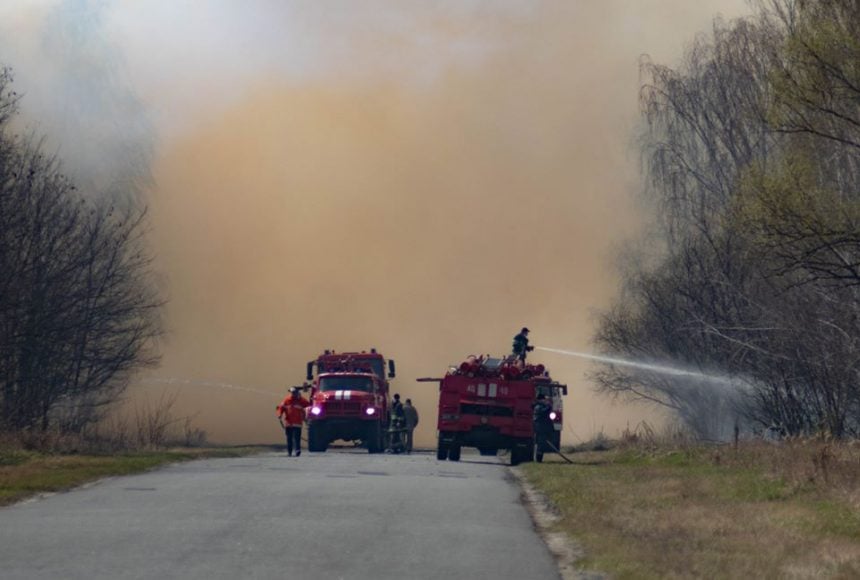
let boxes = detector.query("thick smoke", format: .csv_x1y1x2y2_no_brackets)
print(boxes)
0,0,153,204
0,1,750,444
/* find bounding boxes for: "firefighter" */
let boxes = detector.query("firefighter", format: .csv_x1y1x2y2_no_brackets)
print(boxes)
388,393,406,453
403,398,419,454
532,393,553,462
276,386,310,456
512,327,534,362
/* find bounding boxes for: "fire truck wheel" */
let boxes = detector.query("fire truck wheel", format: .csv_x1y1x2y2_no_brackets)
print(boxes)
511,442,531,466
308,424,327,452
448,445,461,462
366,423,383,454
437,432,452,460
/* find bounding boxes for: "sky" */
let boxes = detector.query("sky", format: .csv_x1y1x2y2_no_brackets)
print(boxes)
0,0,751,445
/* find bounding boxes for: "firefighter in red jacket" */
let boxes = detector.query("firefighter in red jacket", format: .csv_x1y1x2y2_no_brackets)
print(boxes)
277,386,310,456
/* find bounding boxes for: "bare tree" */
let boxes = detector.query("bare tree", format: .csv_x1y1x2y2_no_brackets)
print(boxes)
0,67,163,433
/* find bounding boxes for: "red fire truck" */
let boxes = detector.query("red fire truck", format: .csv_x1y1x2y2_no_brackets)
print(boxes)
419,355,567,465
304,349,395,453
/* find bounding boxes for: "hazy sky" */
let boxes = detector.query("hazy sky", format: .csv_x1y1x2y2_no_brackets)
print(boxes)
0,0,752,444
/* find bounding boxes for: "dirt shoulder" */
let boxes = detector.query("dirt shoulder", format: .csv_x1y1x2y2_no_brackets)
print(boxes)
521,442,860,579
0,446,269,507
510,465,605,580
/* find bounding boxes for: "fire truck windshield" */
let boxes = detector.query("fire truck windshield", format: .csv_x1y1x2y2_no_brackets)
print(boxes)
367,360,384,379
317,359,385,380
320,377,373,392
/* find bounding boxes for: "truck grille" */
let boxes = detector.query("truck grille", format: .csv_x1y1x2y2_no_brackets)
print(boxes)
460,403,514,418
324,401,362,416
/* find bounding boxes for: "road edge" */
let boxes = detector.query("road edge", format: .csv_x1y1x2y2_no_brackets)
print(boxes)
508,466,606,580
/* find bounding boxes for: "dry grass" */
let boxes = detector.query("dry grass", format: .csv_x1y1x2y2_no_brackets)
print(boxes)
523,437,860,579
0,390,209,455
0,394,260,507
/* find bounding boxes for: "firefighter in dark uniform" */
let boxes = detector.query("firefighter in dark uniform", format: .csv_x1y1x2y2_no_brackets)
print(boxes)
388,393,406,453
512,327,534,362
532,393,553,463
403,398,419,454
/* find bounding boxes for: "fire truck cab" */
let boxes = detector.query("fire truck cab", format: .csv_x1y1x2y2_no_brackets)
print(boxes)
305,349,395,453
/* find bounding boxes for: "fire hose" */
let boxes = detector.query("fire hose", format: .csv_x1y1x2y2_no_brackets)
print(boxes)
544,439,574,464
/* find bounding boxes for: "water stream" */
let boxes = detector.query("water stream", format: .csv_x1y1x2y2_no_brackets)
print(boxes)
138,377,281,399
535,346,739,387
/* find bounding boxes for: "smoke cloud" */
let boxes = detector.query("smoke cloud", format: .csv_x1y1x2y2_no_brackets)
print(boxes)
0,1,750,445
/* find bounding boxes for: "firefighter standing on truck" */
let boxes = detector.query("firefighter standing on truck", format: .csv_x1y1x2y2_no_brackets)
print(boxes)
532,393,553,462
277,386,310,457
512,327,534,362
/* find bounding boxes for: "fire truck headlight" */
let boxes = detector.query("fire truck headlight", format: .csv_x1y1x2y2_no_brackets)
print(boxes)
310,406,322,416
365,407,376,416
549,411,558,421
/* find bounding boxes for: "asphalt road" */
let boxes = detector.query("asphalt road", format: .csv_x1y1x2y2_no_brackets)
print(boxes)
0,448,560,580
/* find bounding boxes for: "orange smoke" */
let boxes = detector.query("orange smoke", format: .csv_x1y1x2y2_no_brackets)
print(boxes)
143,1,749,445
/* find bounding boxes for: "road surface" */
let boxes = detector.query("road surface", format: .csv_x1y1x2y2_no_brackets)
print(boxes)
0,448,559,580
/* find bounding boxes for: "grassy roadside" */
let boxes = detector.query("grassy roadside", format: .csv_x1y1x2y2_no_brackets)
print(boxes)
522,441,860,579
0,446,268,507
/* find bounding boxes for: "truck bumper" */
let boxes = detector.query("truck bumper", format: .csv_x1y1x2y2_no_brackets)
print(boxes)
308,418,378,442
441,425,531,451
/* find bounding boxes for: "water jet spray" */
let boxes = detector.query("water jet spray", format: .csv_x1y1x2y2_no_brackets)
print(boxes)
138,378,281,399
535,346,740,387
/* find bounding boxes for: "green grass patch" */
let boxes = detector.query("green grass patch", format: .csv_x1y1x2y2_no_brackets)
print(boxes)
0,449,35,467
804,500,860,539
0,446,267,507
720,468,790,502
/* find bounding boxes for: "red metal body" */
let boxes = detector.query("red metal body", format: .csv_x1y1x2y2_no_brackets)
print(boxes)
420,355,566,465
304,350,395,453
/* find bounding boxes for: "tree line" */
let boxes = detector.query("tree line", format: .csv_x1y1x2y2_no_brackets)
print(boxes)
0,67,162,433
594,0,860,439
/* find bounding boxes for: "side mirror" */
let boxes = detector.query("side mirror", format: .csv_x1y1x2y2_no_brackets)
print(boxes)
388,360,396,378
306,361,314,381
